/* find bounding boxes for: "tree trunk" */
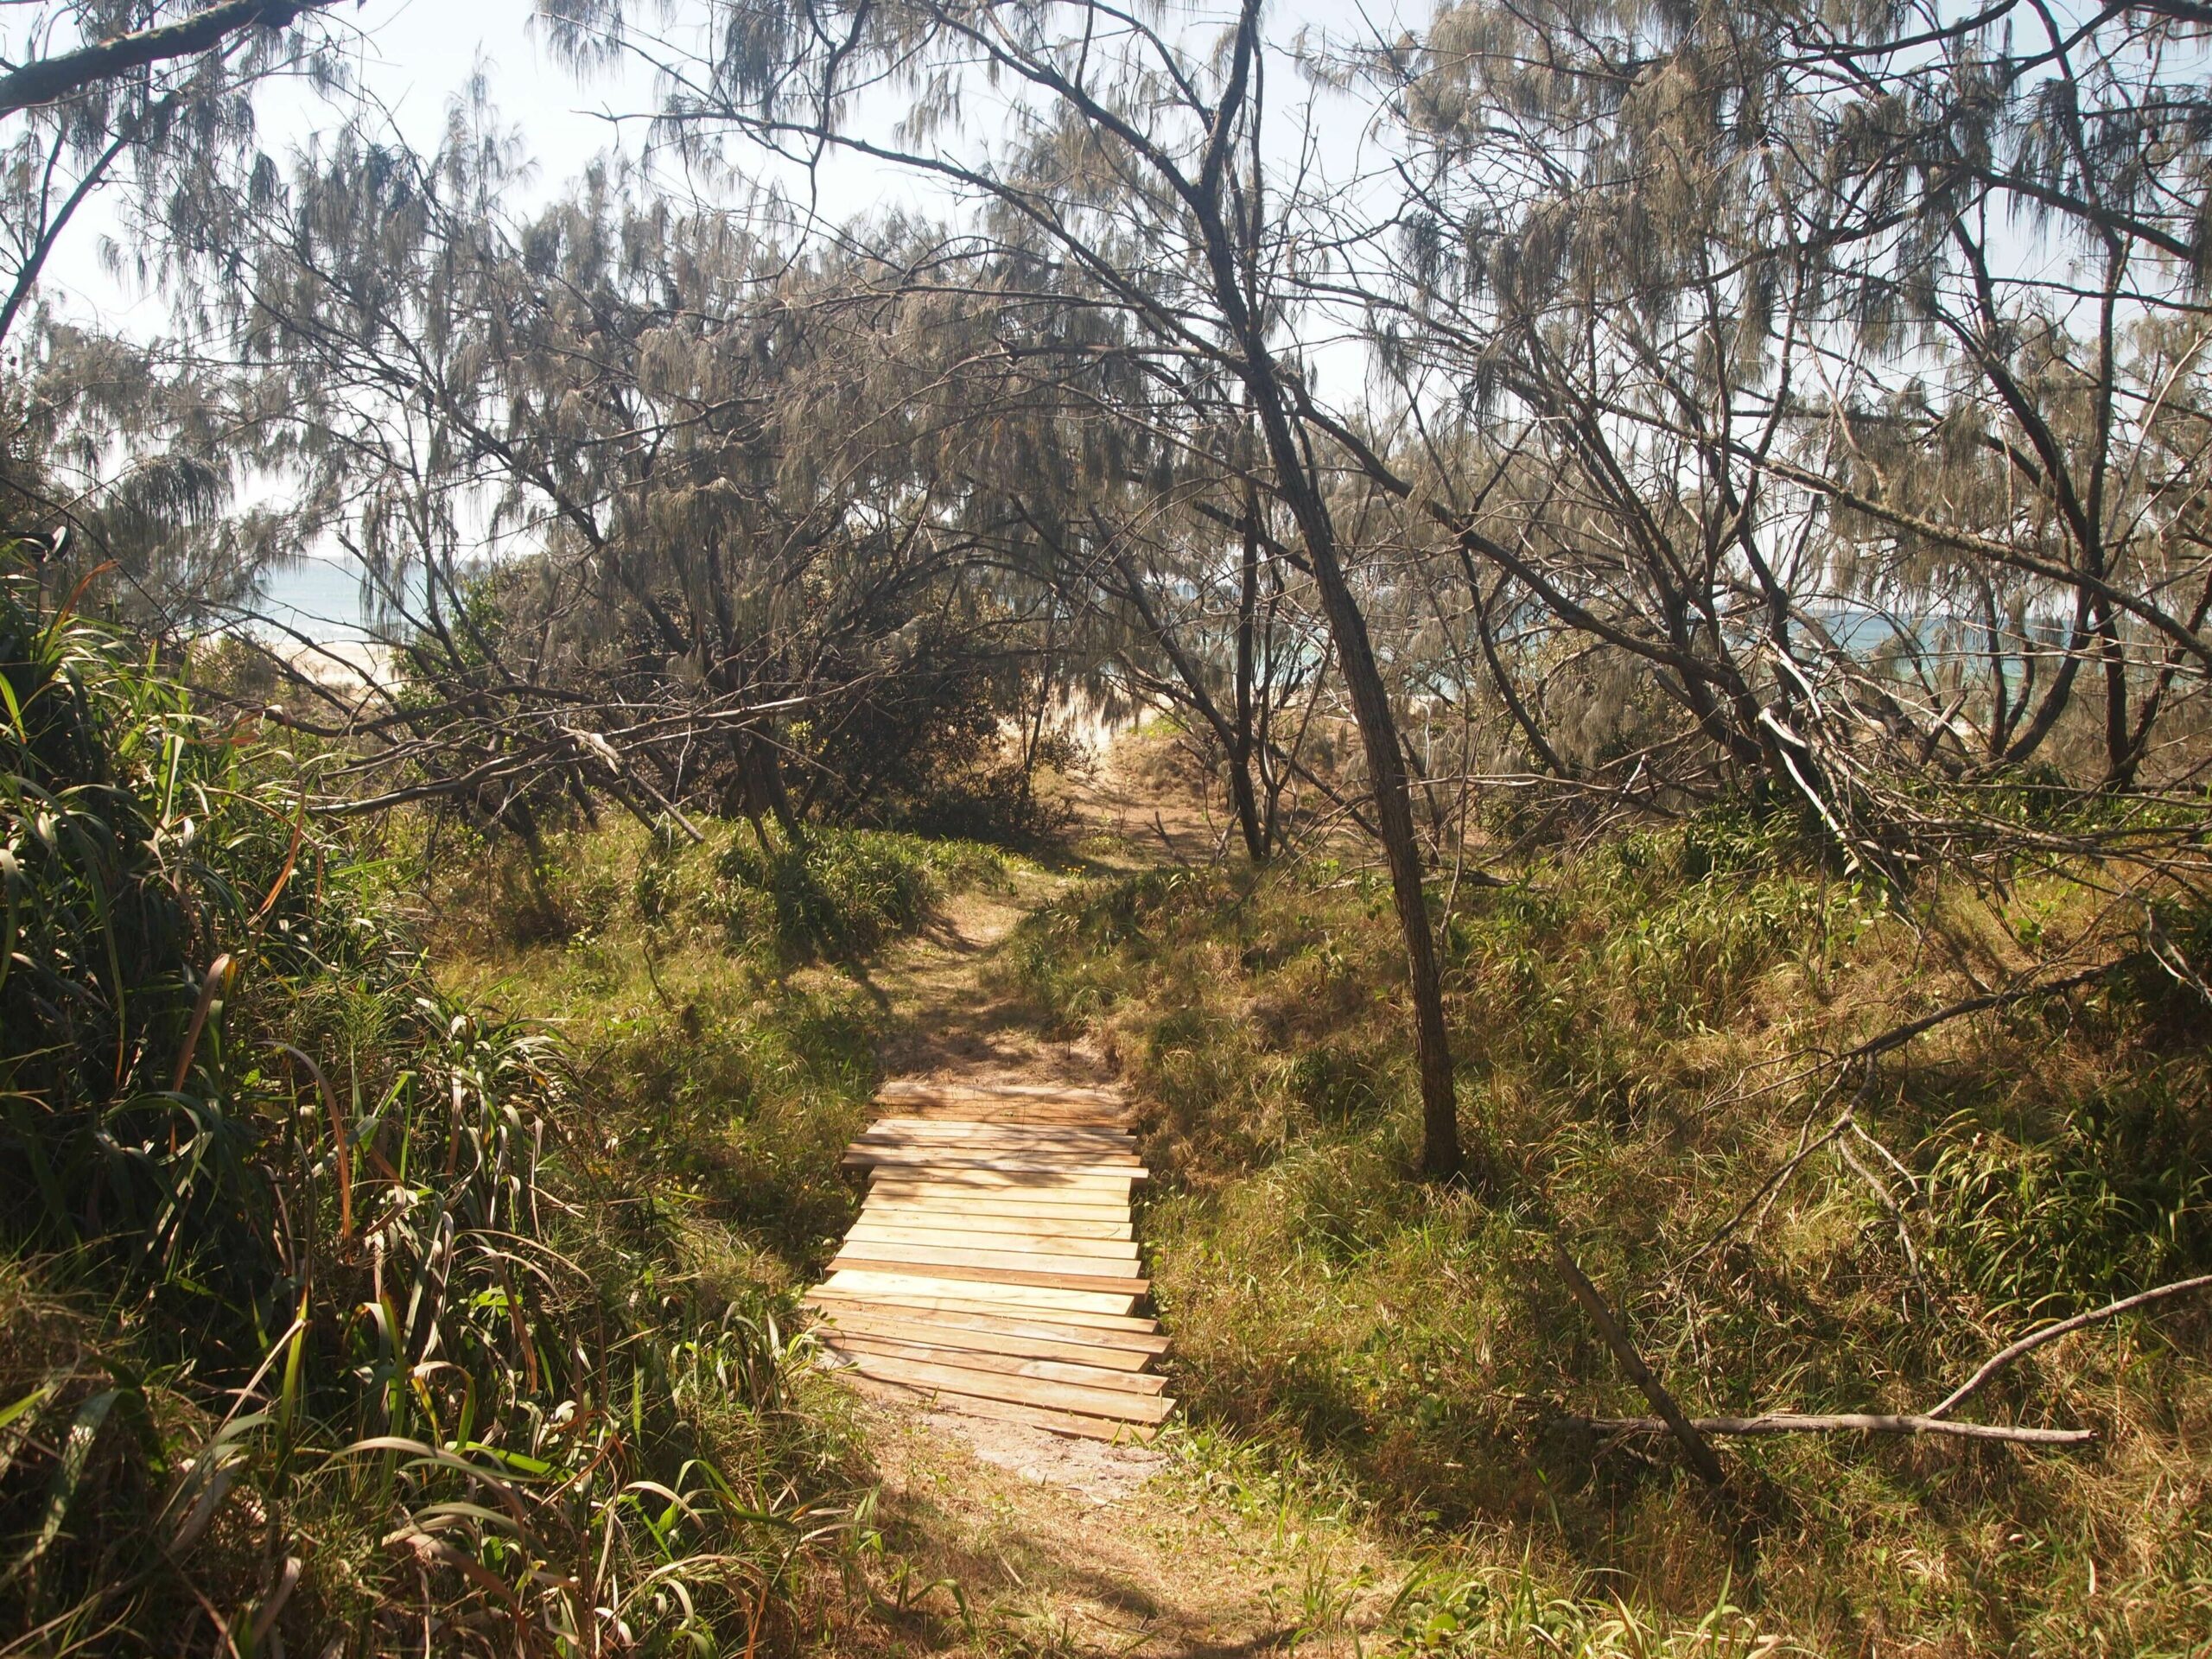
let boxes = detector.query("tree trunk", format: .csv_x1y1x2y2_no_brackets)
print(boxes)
1243,389,1468,1182
1228,488,1268,861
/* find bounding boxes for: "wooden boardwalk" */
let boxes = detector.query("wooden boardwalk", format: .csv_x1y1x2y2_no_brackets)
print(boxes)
805,1078,1172,1441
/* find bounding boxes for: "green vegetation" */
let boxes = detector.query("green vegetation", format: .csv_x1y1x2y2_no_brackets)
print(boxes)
0,576,1011,1654
999,830,2212,1655
429,819,1016,1277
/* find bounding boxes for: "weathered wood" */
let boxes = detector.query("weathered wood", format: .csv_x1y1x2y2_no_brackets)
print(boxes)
864,1194,1131,1216
833,1239,1142,1277
853,1208,1133,1240
831,1349,1174,1423
871,1119,1132,1132
847,1221,1140,1259
840,1159,1150,1185
823,1332,1167,1394
844,1374,1157,1443
810,1306,1160,1368
856,1134,1138,1157
867,1117,1136,1141
865,1160,1131,1181
858,1185,1132,1211
858,1211,1132,1238
862,1166,1135,1189
859,1144,1137,1166
862,1185,1132,1211
830,1254,1149,1294
805,1287,1161,1335
861,1131,1136,1153
820,1268,1140,1317
878,1080,1124,1105
812,1077,1173,1437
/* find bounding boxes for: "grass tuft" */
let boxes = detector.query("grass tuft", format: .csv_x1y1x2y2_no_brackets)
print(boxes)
995,817,2212,1654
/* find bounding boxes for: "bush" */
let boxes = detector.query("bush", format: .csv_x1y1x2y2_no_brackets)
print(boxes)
995,814,2212,1655
0,566,861,1654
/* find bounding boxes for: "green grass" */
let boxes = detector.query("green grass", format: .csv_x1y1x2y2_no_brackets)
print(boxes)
429,817,1020,1282
0,573,902,1655
994,823,2212,1656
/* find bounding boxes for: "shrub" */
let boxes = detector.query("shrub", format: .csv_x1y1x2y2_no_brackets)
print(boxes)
0,566,860,1654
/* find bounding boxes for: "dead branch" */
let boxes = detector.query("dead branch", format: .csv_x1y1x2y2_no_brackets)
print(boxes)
1552,1236,1730,1490
1837,962,2118,1065
1579,1272,2212,1455
1927,1272,2212,1420
1584,1413,2092,1446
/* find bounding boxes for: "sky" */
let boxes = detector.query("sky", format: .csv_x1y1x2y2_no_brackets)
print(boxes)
40,0,1418,328
17,0,1418,638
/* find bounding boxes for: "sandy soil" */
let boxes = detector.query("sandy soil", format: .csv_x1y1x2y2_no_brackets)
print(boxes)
818,742,1395,1658
835,1382,1389,1659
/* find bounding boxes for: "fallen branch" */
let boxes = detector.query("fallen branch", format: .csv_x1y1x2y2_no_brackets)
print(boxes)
1584,1413,2091,1446
1552,1237,1730,1490
1927,1272,2212,1421
1577,1272,2212,1456
1837,962,2117,1065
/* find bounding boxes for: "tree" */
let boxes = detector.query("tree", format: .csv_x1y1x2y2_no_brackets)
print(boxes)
1335,0,2212,860
543,0,1484,1181
0,1,366,622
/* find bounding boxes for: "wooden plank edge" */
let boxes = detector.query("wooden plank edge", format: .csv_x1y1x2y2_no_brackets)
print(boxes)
832,1243,1146,1280
830,1255,1149,1294
810,1308,1158,1370
832,1350,1173,1423
822,1332,1166,1394
804,1287,1160,1336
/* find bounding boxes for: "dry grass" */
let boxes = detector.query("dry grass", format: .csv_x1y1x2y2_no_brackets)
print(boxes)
992,816,2212,1656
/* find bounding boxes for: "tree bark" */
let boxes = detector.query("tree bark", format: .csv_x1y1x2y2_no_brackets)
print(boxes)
0,1,337,118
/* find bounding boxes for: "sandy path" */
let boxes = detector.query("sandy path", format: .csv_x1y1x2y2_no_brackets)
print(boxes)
823,818,1390,1658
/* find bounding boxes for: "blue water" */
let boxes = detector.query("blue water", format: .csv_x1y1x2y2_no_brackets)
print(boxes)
252,556,380,643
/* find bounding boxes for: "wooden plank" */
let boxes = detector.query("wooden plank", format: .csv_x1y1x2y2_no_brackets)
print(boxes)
832,1241,1143,1280
854,1141,1141,1167
820,1269,1139,1317
862,1203,1132,1230
823,1332,1167,1394
854,1159,1150,1185
847,1223,1139,1260
832,1350,1173,1423
851,1208,1131,1241
863,1164,1133,1185
848,1224,1137,1261
809,1306,1160,1368
935,1394,1160,1445
842,1374,1158,1444
864,1176,1131,1201
878,1080,1124,1104
844,1149,1147,1177
830,1254,1148,1294
862,1192,1133,1214
856,1131,1138,1155
875,1119,1123,1132
867,1119,1141,1141
863,1122,1137,1147
805,1287,1160,1336
862,1110,1132,1141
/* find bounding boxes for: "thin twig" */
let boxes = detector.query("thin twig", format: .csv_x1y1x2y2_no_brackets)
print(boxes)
1927,1273,2212,1421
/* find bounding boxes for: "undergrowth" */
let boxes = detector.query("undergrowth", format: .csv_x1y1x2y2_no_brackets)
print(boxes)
996,822,2212,1656
0,574,880,1655
428,817,1018,1281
